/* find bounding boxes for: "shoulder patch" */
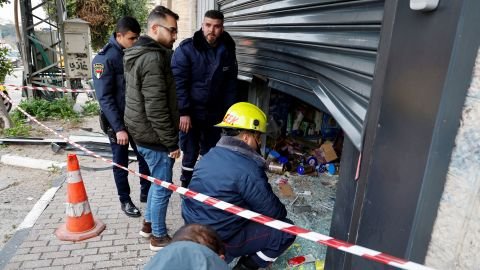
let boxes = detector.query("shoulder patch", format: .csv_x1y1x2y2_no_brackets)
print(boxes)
94,63,105,79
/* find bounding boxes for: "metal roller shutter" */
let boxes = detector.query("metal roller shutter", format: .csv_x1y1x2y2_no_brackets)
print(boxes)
218,0,385,150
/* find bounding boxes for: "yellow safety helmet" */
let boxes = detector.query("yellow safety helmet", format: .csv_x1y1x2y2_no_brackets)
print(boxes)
215,102,267,133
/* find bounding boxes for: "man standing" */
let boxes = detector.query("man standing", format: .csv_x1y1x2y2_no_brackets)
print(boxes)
172,10,238,188
124,6,180,251
92,16,150,218
182,102,296,270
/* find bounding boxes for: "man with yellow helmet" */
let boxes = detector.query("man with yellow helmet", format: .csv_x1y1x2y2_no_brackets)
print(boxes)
182,102,295,270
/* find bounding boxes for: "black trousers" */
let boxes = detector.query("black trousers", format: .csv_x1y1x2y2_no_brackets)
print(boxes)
224,218,296,268
179,119,221,186
109,134,151,203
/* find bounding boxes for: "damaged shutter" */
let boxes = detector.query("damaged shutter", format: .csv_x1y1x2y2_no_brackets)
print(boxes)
218,0,385,150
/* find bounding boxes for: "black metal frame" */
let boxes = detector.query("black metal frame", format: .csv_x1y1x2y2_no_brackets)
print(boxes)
328,0,480,269
19,0,67,99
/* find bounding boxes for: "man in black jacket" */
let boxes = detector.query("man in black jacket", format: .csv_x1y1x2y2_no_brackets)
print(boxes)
172,10,238,188
124,6,180,251
92,16,150,218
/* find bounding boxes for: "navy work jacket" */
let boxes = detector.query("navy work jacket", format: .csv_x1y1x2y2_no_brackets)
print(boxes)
172,30,238,124
182,136,288,241
92,34,126,132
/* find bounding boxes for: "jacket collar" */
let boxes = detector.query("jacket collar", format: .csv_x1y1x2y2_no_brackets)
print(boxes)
192,29,236,52
109,33,124,53
216,136,266,168
134,35,169,49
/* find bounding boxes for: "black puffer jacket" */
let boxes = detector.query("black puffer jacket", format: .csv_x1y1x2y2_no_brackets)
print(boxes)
124,36,179,152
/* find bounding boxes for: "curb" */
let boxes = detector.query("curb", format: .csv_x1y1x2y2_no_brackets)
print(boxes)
0,154,67,171
0,172,65,270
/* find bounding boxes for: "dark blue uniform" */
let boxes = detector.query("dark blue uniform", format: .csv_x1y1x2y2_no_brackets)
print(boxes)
182,136,295,267
172,30,238,187
92,33,150,204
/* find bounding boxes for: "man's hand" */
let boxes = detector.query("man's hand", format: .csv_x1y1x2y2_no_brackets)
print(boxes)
179,116,192,133
116,130,129,145
168,149,181,159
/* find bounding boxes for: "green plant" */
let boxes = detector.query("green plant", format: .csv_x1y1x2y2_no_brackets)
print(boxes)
0,47,14,83
82,100,100,116
3,111,31,137
0,1,10,8
48,164,61,174
44,0,148,51
15,97,79,120
2,97,81,136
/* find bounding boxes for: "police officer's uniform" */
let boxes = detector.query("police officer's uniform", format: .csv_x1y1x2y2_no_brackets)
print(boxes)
92,33,151,217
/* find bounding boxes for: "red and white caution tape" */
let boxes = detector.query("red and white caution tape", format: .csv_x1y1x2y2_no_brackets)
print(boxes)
1,84,95,93
0,91,435,270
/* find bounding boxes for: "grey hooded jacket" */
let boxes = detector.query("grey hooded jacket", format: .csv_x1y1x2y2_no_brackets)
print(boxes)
143,241,229,270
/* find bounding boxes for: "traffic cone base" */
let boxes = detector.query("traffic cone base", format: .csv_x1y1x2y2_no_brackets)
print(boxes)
56,154,105,242
55,218,106,242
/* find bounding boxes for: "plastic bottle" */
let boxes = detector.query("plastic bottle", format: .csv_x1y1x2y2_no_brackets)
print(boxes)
327,163,336,175
268,149,281,159
297,164,315,175
316,164,327,173
306,156,318,167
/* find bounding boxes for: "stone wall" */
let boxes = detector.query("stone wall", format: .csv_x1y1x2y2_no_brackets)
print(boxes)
425,47,480,269
147,0,197,46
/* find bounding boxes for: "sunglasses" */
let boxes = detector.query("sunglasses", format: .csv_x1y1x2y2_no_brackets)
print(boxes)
155,24,178,35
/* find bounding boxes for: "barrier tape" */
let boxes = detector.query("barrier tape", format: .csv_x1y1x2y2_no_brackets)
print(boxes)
1,84,95,93
0,91,435,270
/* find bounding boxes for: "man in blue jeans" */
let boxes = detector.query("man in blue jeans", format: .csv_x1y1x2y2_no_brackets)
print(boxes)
92,16,150,217
123,6,180,251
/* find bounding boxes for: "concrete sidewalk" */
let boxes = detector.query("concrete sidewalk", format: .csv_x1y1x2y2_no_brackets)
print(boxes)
1,156,184,270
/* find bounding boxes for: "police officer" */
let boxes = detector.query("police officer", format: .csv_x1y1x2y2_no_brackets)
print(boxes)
92,16,150,217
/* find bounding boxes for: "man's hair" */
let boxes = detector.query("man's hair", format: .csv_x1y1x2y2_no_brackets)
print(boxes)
147,5,179,27
204,10,224,21
116,16,141,34
172,224,225,255
222,128,259,138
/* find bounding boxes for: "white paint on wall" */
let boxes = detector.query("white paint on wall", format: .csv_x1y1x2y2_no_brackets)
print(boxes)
426,47,480,269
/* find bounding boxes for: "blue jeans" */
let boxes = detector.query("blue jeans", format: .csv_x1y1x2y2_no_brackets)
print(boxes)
137,146,174,237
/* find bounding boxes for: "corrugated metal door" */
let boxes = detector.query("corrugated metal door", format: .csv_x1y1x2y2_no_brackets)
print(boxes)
218,0,385,150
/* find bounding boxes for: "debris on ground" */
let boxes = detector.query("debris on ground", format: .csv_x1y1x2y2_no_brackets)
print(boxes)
265,92,343,269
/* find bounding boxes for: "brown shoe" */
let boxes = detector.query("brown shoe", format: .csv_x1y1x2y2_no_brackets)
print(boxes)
150,234,172,251
139,220,152,238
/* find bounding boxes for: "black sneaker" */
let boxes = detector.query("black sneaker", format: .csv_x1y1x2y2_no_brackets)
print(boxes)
121,201,141,217
233,256,260,270
150,234,172,251
181,181,189,188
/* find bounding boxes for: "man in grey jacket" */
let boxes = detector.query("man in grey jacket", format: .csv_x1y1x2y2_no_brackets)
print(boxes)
124,5,180,251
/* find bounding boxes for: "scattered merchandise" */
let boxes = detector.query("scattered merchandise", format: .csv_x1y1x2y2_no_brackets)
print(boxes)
266,91,342,269
287,254,316,267
275,177,289,185
278,182,295,198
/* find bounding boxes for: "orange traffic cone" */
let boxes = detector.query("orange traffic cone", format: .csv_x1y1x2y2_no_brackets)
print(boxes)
55,154,106,241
